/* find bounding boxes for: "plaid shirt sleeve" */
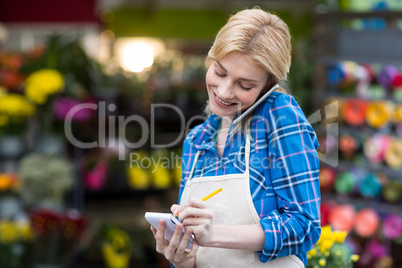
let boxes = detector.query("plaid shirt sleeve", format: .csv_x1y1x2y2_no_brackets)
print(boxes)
258,93,321,263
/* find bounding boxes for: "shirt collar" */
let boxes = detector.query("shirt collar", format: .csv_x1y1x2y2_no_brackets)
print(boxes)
187,112,242,150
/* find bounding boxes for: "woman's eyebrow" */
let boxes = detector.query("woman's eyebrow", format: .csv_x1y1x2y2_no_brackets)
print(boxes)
215,60,227,72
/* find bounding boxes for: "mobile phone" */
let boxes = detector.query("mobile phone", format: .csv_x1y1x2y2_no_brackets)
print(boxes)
232,83,279,125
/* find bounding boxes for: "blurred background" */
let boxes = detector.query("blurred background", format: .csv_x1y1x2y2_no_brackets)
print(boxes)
0,0,401,267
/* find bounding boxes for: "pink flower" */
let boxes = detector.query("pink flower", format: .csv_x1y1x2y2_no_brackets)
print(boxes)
53,97,94,122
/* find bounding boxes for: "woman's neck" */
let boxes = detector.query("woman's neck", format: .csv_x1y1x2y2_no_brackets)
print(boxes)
216,116,232,158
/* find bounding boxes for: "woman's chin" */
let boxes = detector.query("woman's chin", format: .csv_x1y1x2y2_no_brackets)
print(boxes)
210,106,237,118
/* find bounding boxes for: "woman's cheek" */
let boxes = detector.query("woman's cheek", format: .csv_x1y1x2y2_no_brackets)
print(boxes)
205,67,217,87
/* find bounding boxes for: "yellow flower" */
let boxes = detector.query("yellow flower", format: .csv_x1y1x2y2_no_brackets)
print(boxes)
106,229,131,251
102,242,131,268
18,220,33,241
0,220,19,243
351,254,360,262
25,69,64,104
307,248,317,259
0,114,8,126
0,93,35,118
317,225,333,244
319,259,326,266
0,86,6,98
319,239,335,253
333,230,348,243
317,225,335,253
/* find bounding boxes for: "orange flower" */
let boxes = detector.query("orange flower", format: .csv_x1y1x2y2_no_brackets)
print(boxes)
0,174,12,190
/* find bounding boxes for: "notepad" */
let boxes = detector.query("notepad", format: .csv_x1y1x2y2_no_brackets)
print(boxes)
145,212,194,249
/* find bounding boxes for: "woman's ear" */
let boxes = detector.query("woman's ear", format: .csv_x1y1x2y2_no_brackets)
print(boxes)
259,80,277,98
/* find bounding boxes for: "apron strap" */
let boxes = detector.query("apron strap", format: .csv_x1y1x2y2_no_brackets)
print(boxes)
188,150,201,180
244,134,251,176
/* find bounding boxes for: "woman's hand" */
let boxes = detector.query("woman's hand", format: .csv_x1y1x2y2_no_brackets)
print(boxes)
174,198,215,247
150,219,198,268
171,200,265,251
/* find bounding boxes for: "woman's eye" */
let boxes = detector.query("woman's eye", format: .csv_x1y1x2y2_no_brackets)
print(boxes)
214,71,225,77
239,83,252,90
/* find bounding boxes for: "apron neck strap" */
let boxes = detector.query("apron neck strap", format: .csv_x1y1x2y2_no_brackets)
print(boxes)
189,151,201,180
244,134,251,175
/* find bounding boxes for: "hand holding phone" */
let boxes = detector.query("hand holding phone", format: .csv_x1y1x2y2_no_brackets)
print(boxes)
145,212,194,249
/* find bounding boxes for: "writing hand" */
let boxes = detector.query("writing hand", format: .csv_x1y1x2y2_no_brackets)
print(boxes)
176,198,214,247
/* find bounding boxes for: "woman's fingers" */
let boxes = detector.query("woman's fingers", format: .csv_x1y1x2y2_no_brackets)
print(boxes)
171,228,198,263
150,225,157,237
179,228,196,253
163,223,185,261
179,206,213,222
155,220,167,253
171,204,181,215
181,216,209,227
188,197,210,209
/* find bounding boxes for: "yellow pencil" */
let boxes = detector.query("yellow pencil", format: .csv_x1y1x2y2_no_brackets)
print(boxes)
201,188,223,201
174,188,223,217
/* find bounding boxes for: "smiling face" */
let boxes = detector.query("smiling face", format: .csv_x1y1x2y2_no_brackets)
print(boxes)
206,51,269,119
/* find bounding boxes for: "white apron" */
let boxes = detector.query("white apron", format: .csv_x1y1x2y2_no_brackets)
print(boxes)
180,136,304,268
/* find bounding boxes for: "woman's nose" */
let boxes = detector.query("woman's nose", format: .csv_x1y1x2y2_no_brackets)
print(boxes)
218,81,234,100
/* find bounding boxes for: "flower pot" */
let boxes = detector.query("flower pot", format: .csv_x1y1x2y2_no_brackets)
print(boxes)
0,135,25,158
34,135,66,155
34,264,64,268
83,160,108,190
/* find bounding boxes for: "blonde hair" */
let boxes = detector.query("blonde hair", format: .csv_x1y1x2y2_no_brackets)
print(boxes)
205,7,292,133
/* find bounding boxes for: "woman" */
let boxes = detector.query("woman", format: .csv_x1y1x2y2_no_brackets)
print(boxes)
151,7,321,268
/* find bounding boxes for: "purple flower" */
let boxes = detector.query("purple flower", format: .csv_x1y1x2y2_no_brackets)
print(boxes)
366,240,387,260
53,97,94,122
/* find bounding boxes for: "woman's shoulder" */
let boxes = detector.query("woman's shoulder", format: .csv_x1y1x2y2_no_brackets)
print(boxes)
255,91,310,127
257,91,300,113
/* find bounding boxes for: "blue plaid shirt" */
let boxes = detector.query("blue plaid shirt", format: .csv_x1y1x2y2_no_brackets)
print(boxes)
179,92,321,266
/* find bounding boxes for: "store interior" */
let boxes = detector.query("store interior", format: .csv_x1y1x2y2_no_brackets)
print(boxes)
0,0,401,267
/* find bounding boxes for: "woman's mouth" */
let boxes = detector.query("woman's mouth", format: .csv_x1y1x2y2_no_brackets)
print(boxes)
214,92,236,107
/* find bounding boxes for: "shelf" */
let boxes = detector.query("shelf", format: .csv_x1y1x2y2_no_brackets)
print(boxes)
84,187,179,200
314,29,402,65
314,10,402,20
315,54,402,66
320,159,402,180
321,193,401,215
314,124,401,140
314,10,402,228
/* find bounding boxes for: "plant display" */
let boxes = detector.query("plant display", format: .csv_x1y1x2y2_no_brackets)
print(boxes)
0,219,33,268
0,93,35,135
29,208,86,265
102,226,132,268
18,153,74,207
24,68,64,105
307,225,359,268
